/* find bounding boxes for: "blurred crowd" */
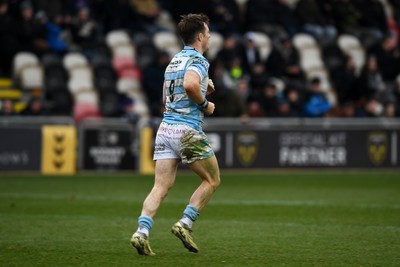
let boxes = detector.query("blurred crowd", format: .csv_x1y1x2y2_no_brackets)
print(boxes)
1,0,400,118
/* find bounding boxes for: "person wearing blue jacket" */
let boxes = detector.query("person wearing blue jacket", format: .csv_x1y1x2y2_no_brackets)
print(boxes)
303,77,332,117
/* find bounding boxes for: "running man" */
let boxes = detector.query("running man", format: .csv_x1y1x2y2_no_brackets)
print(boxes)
131,13,221,256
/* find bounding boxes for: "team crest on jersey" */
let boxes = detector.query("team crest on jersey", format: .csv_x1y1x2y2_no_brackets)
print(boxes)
367,131,387,166
236,132,258,166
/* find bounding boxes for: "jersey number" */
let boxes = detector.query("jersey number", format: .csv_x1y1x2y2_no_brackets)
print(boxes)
168,80,175,102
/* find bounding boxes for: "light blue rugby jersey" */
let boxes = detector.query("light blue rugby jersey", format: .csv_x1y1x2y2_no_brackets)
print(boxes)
162,46,210,132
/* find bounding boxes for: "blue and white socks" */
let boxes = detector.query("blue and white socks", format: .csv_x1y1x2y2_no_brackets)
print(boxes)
180,205,200,229
136,205,200,237
137,215,153,237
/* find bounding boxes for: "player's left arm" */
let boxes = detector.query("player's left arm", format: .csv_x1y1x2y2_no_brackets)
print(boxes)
184,71,215,115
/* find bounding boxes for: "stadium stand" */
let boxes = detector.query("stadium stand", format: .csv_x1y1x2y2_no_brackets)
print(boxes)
0,0,399,119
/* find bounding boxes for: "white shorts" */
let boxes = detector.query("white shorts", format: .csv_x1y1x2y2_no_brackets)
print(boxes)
153,122,214,164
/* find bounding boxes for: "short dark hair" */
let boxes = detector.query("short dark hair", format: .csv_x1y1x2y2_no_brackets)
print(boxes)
177,13,209,45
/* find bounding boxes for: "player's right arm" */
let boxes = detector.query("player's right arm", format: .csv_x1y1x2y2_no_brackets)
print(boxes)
162,82,166,105
183,71,215,115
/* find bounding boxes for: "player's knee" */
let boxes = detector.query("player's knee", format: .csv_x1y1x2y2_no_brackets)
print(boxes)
209,174,220,191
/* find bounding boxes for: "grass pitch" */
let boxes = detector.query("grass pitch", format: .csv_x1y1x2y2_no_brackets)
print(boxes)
0,171,399,267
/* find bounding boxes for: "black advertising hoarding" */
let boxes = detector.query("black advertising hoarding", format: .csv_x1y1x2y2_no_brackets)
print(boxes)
0,128,41,171
81,128,135,170
207,129,400,169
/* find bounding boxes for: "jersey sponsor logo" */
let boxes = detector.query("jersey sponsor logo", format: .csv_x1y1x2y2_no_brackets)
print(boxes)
236,131,258,166
192,57,209,70
368,131,387,166
166,57,189,73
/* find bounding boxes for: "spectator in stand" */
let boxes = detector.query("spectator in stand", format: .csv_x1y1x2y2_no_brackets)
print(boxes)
257,82,280,117
215,35,242,70
16,1,48,56
207,85,248,118
283,85,303,116
165,0,208,24
236,78,252,104
358,55,387,101
331,55,359,103
295,0,338,46
21,97,48,116
206,0,241,35
142,51,170,117
389,0,400,37
353,0,389,45
131,0,170,34
302,77,332,117
330,0,387,49
101,0,143,33
32,0,62,19
209,60,236,91
372,36,400,82
364,98,384,117
249,62,271,91
339,101,365,117
246,0,300,38
215,35,247,80
70,6,100,56
266,36,304,82
241,32,262,74
384,102,396,117
45,14,69,54
0,0,18,76
0,99,17,116
394,75,400,116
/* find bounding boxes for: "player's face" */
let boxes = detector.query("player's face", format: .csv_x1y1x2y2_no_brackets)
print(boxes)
201,23,210,52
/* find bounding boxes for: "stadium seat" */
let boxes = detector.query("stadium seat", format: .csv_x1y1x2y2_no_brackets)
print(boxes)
112,57,135,72
68,77,94,95
133,100,150,117
69,66,93,81
299,48,324,71
91,53,112,69
133,34,157,68
112,44,136,59
13,52,40,77
46,88,73,115
117,78,142,95
94,66,117,92
337,34,366,75
293,33,318,50
99,91,121,117
105,30,131,48
74,90,98,105
306,67,331,92
112,57,141,80
44,66,68,89
41,53,63,69
63,53,89,71
20,65,44,90
73,102,101,123
154,10,176,32
153,31,182,58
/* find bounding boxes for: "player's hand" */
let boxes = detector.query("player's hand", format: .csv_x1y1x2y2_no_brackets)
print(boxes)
204,101,215,115
206,79,215,96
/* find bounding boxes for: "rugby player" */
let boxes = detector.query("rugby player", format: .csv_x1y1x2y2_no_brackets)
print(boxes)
131,13,221,256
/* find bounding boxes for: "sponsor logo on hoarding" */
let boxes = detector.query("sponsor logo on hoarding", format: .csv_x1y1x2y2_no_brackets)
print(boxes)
368,132,387,166
236,132,258,166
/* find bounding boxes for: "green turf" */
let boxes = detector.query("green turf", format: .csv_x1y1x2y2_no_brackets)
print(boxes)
0,171,399,267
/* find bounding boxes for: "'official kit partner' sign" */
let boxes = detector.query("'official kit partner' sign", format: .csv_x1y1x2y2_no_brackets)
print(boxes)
206,129,399,169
